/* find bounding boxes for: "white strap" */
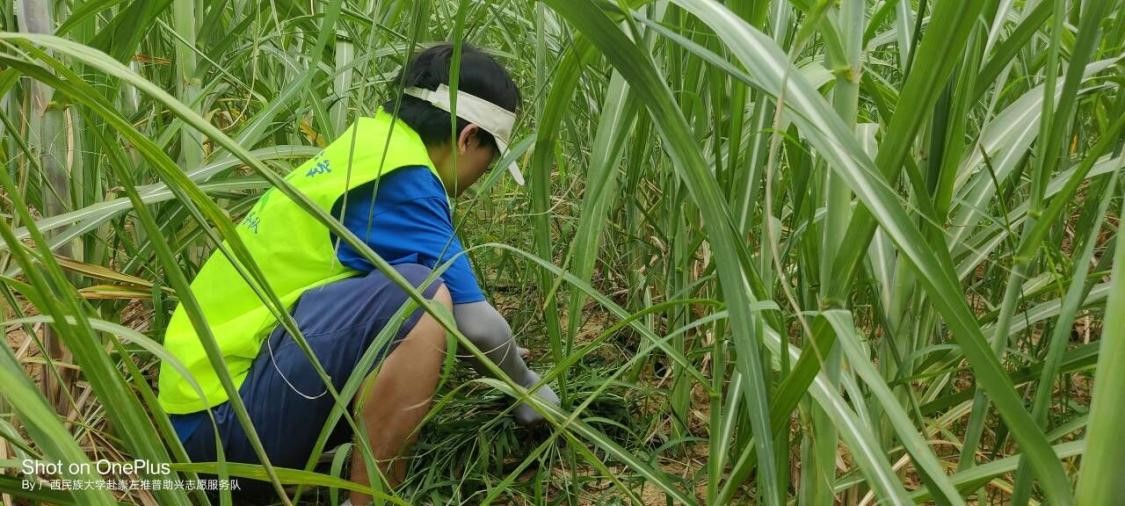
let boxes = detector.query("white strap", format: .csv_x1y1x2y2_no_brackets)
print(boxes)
403,84,525,185
404,84,515,145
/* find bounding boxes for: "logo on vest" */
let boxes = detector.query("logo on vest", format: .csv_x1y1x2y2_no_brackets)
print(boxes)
306,158,332,177
242,211,261,234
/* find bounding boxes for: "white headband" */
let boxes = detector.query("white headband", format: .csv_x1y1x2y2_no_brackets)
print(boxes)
403,84,525,185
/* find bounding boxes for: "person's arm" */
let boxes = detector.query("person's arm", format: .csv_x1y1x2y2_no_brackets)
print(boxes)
453,301,560,424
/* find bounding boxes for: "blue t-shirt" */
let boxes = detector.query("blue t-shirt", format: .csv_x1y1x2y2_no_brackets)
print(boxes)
330,165,485,304
170,165,484,441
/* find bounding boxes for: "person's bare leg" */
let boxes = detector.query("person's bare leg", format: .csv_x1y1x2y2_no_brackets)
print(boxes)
349,285,451,504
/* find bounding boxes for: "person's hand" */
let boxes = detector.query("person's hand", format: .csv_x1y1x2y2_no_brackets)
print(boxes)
513,371,560,427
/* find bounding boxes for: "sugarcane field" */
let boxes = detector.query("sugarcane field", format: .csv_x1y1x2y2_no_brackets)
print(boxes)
2,0,1124,504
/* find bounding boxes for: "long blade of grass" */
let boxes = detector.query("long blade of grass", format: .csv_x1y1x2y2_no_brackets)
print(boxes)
533,3,783,503
823,310,964,505
1075,181,1125,505
654,1,1074,502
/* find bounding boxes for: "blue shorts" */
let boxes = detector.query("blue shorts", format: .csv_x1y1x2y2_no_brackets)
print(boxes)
170,263,444,474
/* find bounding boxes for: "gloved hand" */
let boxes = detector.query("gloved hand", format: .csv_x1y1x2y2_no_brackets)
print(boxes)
513,370,560,426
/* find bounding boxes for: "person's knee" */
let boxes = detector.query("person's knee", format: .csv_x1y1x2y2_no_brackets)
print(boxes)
412,284,451,354
432,284,452,312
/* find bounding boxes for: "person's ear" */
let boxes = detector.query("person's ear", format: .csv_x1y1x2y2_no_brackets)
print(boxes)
457,124,481,154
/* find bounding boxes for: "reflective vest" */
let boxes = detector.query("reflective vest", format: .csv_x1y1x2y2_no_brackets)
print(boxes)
158,110,441,414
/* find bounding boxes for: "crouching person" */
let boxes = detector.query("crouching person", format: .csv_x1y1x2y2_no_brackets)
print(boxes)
156,43,559,504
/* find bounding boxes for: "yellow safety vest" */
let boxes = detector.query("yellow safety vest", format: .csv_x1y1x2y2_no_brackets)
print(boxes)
158,110,440,414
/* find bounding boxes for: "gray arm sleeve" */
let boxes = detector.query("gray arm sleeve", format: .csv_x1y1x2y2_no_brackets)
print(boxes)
452,301,534,386
453,300,561,424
